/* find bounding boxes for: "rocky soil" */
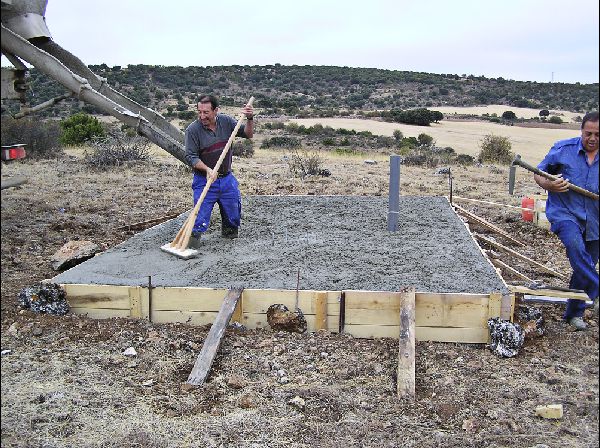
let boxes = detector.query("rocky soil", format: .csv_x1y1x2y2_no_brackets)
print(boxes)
1,149,598,448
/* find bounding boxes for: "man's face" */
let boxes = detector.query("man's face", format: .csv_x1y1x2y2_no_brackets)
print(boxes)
581,120,599,153
197,102,217,127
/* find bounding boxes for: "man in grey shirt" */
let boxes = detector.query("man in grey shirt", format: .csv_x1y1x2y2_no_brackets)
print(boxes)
184,95,254,247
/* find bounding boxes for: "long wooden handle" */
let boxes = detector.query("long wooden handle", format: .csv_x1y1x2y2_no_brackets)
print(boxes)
172,97,255,250
513,154,599,200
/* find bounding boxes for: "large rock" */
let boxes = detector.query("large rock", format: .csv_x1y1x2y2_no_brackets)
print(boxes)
50,240,99,271
266,304,307,333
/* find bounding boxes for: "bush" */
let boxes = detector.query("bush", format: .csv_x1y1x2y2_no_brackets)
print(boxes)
233,139,254,158
83,132,151,169
456,154,475,165
0,117,63,159
287,149,324,178
60,113,105,145
477,134,514,165
260,136,301,149
548,116,563,124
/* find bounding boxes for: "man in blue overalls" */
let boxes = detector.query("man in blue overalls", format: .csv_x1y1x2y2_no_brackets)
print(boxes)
535,111,599,330
184,95,254,247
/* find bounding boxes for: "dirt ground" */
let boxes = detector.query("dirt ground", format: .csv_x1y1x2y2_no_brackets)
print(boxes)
1,148,598,448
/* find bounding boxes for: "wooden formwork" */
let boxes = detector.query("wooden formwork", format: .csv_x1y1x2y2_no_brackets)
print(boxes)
62,283,514,344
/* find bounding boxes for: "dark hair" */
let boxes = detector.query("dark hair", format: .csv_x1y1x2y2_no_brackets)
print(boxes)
198,95,219,110
581,111,599,128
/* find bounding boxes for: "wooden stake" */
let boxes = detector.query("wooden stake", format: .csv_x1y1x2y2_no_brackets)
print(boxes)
186,287,244,386
397,287,416,400
475,234,568,281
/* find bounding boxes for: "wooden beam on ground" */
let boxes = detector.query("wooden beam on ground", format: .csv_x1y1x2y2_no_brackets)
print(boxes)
397,287,416,400
454,204,525,247
509,285,588,301
490,257,533,282
186,287,244,386
475,234,568,281
452,195,533,212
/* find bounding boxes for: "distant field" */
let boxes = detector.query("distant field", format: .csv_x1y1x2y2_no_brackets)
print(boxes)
430,105,582,121
291,116,578,164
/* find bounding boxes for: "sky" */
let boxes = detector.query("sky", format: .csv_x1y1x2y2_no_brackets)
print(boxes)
2,0,599,84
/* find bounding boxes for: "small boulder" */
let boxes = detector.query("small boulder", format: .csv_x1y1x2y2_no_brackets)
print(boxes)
266,304,307,333
50,240,99,271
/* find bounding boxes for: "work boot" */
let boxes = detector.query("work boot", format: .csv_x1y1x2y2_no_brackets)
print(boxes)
567,316,587,331
222,225,239,239
188,232,202,249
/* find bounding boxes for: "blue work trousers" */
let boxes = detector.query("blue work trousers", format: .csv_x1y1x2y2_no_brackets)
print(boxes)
192,172,241,234
551,220,599,319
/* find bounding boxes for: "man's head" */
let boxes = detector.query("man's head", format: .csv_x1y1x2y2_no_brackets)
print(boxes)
197,95,219,127
581,111,599,154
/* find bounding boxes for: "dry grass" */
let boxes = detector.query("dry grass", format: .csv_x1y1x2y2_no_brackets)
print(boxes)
290,118,577,164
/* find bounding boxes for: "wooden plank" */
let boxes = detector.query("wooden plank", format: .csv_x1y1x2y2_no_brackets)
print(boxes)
416,293,489,328
187,287,243,386
500,293,515,321
344,325,489,343
490,258,533,282
240,289,324,314
488,292,502,319
150,287,229,311
510,285,589,301
129,287,142,318
231,291,244,324
314,291,328,331
62,284,131,309
70,307,130,319
397,288,415,399
475,234,568,281
454,204,526,247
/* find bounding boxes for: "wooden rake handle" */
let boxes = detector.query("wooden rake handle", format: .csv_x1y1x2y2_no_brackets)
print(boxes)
513,154,599,201
170,96,255,250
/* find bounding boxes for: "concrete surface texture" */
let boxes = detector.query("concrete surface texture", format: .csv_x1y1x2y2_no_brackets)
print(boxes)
53,196,509,294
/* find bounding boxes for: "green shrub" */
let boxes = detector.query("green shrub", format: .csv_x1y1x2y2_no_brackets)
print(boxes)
477,134,514,165
0,117,63,159
59,113,105,145
260,136,301,149
548,116,563,124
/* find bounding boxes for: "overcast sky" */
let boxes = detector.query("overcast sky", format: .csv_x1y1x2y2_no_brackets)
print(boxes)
3,0,599,84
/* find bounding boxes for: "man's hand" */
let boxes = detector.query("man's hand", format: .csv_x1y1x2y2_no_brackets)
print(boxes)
534,173,569,193
206,167,218,181
243,104,254,120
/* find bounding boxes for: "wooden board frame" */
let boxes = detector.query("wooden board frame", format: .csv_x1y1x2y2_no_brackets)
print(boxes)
62,283,514,344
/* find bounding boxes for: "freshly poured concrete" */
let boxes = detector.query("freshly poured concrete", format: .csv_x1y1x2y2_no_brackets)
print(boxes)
53,196,509,294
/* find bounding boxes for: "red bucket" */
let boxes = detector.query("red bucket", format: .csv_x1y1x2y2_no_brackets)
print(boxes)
521,197,534,221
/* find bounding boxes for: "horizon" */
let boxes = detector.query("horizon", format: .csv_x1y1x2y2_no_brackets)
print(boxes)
1,0,598,85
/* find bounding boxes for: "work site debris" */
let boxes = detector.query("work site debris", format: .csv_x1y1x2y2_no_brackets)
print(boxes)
50,240,99,271
535,404,563,419
487,317,524,358
122,347,137,357
516,305,545,338
266,304,307,333
18,283,69,315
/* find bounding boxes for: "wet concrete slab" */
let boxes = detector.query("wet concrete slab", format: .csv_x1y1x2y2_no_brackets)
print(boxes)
53,196,508,294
